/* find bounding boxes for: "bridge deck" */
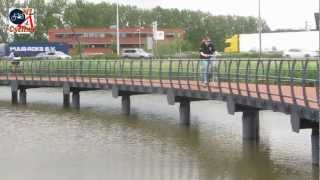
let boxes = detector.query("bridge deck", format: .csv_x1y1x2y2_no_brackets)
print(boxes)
0,75,318,111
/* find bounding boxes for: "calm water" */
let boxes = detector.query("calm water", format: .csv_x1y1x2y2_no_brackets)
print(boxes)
0,87,316,180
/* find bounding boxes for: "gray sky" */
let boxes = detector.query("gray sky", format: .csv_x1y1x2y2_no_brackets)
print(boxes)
86,0,319,31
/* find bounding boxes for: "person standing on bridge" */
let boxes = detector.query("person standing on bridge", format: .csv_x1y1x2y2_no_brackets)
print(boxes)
199,37,215,85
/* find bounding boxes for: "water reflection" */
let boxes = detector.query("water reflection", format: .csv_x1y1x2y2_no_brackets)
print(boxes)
312,165,319,180
0,87,315,180
234,140,276,180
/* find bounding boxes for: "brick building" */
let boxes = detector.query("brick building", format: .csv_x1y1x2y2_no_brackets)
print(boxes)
48,27,185,56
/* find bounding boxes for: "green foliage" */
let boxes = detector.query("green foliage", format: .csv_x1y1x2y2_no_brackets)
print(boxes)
75,43,85,55
222,52,283,58
109,40,117,54
2,0,269,52
62,2,269,52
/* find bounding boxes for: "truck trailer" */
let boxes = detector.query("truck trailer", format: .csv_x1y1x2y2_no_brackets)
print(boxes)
224,31,319,53
0,42,69,57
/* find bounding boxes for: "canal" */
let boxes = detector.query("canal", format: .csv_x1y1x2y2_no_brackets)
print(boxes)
0,87,314,180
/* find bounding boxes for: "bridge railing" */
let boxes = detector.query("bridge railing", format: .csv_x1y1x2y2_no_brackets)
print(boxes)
0,58,318,110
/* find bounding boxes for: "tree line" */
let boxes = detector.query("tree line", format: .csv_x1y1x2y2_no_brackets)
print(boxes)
0,0,270,51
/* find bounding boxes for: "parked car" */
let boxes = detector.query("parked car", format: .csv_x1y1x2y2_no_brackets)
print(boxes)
121,48,153,59
283,49,318,58
1,52,21,62
35,51,71,60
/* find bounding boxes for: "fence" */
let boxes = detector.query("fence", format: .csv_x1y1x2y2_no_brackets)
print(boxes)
0,58,318,110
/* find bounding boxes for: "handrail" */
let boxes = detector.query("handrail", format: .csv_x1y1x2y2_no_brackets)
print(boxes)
0,58,318,110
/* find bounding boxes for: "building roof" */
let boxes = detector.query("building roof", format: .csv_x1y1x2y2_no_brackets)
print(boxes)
48,27,185,34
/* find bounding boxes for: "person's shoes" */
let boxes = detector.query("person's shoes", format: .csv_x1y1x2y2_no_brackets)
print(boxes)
201,82,208,86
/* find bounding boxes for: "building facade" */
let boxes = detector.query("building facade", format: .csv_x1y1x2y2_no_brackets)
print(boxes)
48,27,185,56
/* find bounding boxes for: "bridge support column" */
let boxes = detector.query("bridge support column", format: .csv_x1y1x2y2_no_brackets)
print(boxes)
242,110,259,140
63,84,70,108
19,88,27,105
121,95,131,115
311,128,319,166
11,91,18,105
63,93,70,108
179,100,190,125
72,90,80,109
11,82,18,105
112,87,148,116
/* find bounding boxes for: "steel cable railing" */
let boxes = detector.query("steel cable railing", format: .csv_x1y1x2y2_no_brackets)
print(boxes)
0,58,318,110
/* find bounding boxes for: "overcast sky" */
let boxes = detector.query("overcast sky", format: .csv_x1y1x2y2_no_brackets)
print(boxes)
85,0,319,31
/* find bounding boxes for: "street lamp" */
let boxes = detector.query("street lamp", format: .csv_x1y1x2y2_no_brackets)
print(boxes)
71,28,81,59
138,28,141,48
116,0,120,56
258,0,262,58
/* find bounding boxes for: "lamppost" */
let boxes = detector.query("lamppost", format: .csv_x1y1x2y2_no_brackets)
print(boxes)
71,28,81,59
116,0,120,56
137,27,142,48
258,0,262,58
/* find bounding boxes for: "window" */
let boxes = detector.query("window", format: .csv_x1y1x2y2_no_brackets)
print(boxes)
88,33,95,38
94,44,105,48
166,34,174,38
83,33,89,38
55,34,64,38
124,50,136,53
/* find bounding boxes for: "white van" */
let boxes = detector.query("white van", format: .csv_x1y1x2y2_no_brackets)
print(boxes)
121,48,153,59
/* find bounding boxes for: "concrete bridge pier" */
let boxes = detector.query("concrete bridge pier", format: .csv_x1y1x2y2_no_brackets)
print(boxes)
311,128,319,166
166,90,201,126
11,91,18,105
11,82,18,105
72,90,80,109
290,109,319,167
121,95,131,116
63,84,70,108
226,97,259,140
112,87,148,116
242,109,260,140
19,88,27,105
179,99,190,126
112,87,132,116
312,128,319,180
63,93,70,108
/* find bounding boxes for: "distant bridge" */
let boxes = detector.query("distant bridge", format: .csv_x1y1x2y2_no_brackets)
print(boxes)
0,58,318,166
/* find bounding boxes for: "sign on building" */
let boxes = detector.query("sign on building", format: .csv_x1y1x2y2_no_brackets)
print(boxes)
155,31,165,40
147,37,153,50
7,42,69,57
8,8,36,34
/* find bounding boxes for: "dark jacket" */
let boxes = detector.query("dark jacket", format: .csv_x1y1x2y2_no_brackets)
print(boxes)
199,42,215,59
